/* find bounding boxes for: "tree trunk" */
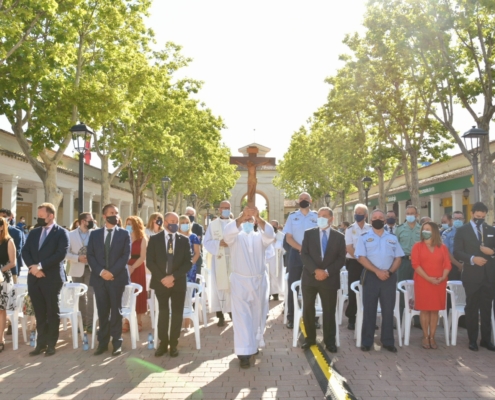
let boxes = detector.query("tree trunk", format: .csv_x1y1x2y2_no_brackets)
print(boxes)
341,191,347,222
408,150,420,208
377,167,386,211
151,183,158,211
356,179,364,204
43,161,63,208
479,125,494,223
100,154,110,207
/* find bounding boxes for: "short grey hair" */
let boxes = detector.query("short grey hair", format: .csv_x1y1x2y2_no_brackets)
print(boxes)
354,203,368,214
371,209,385,218
318,207,333,217
185,207,196,215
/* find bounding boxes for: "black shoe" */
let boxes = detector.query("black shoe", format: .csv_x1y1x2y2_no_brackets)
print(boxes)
469,342,479,351
325,344,338,353
154,345,168,357
272,294,279,301
361,345,371,351
29,345,47,356
315,322,321,329
347,323,355,331
169,347,179,357
112,346,122,356
239,356,250,369
480,341,495,351
301,341,315,350
286,322,294,329
45,346,56,356
217,318,225,327
6,325,12,335
94,345,108,355
383,345,397,353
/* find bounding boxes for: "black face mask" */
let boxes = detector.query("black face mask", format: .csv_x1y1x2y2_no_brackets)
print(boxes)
299,200,310,209
371,219,385,230
37,217,47,227
474,218,485,226
106,215,118,226
386,217,396,225
188,215,195,223
87,220,95,230
156,218,163,226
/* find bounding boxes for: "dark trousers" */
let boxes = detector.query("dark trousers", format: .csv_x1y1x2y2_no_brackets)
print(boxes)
463,282,495,343
302,283,337,347
156,284,186,348
72,266,94,327
345,258,363,324
29,279,63,348
287,248,303,323
397,257,414,321
94,281,126,348
362,270,397,347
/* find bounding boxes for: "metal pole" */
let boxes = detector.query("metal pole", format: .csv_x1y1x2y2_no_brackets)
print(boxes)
365,190,369,207
474,153,480,202
164,190,168,213
78,152,84,214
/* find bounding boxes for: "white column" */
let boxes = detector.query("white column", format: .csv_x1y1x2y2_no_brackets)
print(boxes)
83,192,94,214
61,188,75,228
398,200,407,224
386,203,395,213
452,191,463,213
430,195,442,223
31,187,45,226
1,175,19,215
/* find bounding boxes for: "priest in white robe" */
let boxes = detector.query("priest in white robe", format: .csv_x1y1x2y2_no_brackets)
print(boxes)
223,206,275,369
266,220,285,301
203,200,233,326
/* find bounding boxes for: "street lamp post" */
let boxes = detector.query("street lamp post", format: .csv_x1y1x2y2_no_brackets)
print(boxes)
190,193,197,209
324,193,331,207
462,126,488,203
161,177,171,213
361,176,373,207
70,123,94,214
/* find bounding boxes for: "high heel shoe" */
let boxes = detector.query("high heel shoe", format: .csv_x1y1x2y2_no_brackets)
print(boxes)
422,336,431,349
0,342,5,352
429,337,438,349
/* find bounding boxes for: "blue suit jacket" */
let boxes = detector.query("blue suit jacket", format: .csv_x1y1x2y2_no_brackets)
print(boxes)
21,224,69,284
8,225,24,274
87,226,131,287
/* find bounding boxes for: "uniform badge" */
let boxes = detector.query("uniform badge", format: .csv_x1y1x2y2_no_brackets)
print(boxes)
294,218,299,221
352,230,356,235
366,238,374,242
387,240,397,244
311,219,317,223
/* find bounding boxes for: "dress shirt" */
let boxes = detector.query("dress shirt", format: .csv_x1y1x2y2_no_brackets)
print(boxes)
103,226,115,245
39,223,55,248
345,222,371,259
164,230,176,252
469,220,483,265
355,230,405,270
283,209,318,246
319,226,331,260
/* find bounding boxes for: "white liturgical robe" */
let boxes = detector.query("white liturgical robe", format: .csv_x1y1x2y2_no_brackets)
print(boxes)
223,220,275,356
266,231,285,295
203,218,232,313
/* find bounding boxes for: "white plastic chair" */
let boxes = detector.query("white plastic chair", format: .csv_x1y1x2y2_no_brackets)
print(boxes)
283,272,289,324
148,289,156,331
6,283,28,350
153,282,203,350
195,274,208,328
291,280,340,348
91,283,143,350
59,283,87,349
337,270,348,325
351,281,402,347
447,281,466,346
492,301,495,345
398,280,449,346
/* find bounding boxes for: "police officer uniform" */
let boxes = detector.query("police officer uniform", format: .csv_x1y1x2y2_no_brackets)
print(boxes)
384,224,398,235
344,221,371,328
355,229,405,349
283,209,318,327
442,226,461,280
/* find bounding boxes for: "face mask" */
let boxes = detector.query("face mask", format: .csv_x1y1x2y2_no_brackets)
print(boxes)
180,223,190,232
386,217,396,225
106,215,118,226
453,220,463,228
299,200,310,209
317,217,329,229
422,230,432,240
37,217,47,227
167,223,179,233
87,220,94,230
354,214,365,223
156,218,163,226
242,222,254,234
188,215,195,223
441,223,449,230
221,209,231,218
126,225,133,233
371,219,385,230
406,215,416,223
474,218,485,226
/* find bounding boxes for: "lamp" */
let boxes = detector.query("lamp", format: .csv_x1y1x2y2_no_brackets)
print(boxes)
324,193,331,207
361,176,373,207
462,126,488,202
70,123,94,214
190,193,197,208
161,177,171,213
463,188,470,200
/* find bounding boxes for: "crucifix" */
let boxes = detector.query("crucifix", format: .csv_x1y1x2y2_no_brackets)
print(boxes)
230,146,276,208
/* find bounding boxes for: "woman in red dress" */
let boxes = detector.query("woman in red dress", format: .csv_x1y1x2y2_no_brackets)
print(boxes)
124,216,148,332
411,222,451,349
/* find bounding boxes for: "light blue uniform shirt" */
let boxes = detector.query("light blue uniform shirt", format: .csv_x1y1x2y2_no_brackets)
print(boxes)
354,229,405,270
283,209,318,246
441,226,457,254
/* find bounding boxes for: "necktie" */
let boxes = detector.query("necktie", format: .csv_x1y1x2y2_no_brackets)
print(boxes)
390,227,393,235
476,223,483,245
39,228,47,250
105,229,112,267
322,230,328,257
166,234,174,274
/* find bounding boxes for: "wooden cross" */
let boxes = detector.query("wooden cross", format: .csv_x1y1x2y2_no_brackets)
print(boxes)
230,146,276,208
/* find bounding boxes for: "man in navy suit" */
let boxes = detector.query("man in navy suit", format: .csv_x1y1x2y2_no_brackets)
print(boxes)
87,203,131,356
21,203,69,356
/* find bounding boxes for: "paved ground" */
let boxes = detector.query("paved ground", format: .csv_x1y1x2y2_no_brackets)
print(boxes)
0,299,322,400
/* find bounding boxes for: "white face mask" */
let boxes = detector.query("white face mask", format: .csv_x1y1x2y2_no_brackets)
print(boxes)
317,217,329,229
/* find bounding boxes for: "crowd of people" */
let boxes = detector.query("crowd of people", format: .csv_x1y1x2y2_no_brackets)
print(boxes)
0,194,493,367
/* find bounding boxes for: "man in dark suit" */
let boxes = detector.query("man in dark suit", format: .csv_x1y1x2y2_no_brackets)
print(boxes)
0,208,25,283
147,212,192,357
454,201,495,351
300,207,346,353
186,207,204,275
87,203,131,356
21,203,69,356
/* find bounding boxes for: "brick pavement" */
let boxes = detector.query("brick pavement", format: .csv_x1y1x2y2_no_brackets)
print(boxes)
0,299,322,400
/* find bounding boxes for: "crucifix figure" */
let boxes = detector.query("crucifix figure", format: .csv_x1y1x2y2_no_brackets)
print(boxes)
230,146,276,208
